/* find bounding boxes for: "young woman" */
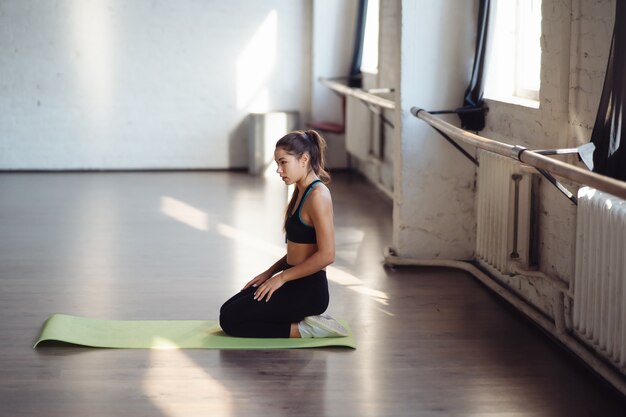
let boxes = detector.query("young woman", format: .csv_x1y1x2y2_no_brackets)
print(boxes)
219,130,347,338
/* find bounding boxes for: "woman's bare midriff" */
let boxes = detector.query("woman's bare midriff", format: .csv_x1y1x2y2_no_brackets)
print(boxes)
286,241,320,267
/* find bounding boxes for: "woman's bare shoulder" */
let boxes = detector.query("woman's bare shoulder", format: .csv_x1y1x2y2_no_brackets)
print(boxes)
309,182,332,204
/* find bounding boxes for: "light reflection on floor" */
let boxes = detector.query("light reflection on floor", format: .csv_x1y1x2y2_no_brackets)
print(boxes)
159,193,390,306
143,349,233,417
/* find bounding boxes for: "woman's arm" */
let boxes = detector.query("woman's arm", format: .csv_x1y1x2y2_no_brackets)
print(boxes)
253,186,335,301
265,255,290,276
242,254,289,290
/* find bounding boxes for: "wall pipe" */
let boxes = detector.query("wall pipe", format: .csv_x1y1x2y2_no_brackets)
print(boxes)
411,107,626,200
318,79,626,197
319,77,396,110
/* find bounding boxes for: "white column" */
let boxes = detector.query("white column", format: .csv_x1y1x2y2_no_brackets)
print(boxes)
392,0,478,259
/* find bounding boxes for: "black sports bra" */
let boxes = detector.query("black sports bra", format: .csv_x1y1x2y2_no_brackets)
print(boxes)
285,180,321,244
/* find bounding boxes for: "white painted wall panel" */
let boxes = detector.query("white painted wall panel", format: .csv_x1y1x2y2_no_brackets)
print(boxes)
311,0,355,126
393,0,477,260
0,0,309,169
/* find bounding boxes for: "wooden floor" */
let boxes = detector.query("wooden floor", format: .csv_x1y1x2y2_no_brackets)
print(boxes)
1,171,625,416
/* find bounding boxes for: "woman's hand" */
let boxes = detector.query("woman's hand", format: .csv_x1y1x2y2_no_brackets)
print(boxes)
253,273,286,302
242,271,271,291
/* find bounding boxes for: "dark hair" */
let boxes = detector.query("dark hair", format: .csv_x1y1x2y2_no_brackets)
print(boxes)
276,129,331,230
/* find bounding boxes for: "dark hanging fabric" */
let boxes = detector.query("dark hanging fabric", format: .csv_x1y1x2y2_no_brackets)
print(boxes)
590,1,626,182
458,0,491,132
347,0,368,88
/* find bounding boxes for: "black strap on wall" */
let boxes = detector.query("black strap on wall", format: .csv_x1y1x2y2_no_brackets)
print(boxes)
432,127,479,166
458,0,491,132
591,1,626,181
535,168,578,205
423,0,491,131
414,1,492,183
348,0,368,88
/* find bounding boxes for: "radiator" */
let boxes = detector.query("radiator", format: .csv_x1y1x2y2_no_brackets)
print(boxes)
248,111,299,175
476,151,534,273
345,95,372,161
573,187,626,369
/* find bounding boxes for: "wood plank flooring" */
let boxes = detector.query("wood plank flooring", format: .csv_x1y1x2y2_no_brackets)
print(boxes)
0,171,625,417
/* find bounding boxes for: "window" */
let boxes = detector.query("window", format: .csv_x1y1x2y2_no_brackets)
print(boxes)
484,0,542,106
360,0,379,74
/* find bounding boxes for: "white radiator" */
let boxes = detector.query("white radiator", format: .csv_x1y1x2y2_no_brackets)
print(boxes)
476,151,534,273
345,95,373,161
248,111,299,175
573,187,626,369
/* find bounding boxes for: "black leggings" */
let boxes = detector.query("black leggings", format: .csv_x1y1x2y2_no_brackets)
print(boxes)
219,269,329,338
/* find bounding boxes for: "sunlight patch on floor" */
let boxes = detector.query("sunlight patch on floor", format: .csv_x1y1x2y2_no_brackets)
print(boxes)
159,196,388,305
143,349,233,416
160,196,210,231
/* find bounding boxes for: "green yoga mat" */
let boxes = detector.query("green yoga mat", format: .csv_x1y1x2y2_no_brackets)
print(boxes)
33,314,356,350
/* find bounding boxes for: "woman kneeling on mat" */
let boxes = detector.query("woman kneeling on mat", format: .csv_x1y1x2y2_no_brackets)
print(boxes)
219,130,347,339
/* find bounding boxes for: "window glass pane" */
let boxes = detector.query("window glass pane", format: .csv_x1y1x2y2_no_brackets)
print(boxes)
515,0,541,100
485,0,542,105
360,0,379,74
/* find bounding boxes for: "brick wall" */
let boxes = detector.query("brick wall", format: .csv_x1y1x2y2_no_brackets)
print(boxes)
481,0,614,314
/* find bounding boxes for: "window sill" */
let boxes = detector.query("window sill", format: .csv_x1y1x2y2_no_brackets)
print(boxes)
360,68,379,76
485,95,540,109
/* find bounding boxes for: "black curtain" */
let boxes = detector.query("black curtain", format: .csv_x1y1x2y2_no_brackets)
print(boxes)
348,0,368,88
458,0,491,132
591,1,626,181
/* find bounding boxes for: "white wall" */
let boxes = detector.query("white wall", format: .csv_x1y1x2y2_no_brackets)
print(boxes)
392,0,477,259
311,0,355,126
350,0,398,197
0,0,310,170
310,0,356,170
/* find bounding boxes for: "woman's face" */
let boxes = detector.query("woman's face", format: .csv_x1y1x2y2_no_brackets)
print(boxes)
274,147,308,185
